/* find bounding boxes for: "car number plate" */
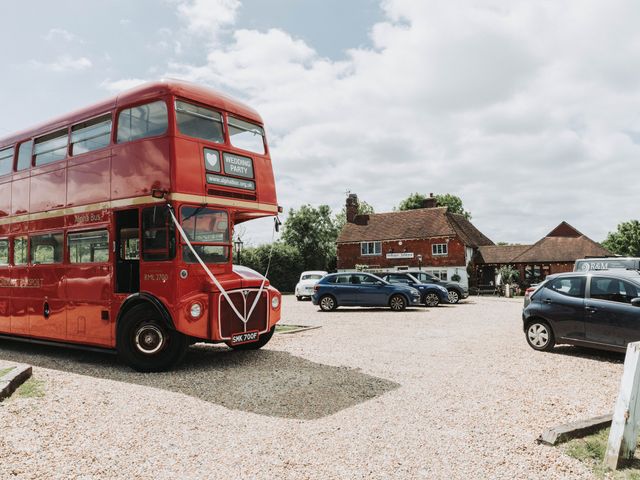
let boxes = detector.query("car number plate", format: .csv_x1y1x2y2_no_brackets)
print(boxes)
230,330,259,346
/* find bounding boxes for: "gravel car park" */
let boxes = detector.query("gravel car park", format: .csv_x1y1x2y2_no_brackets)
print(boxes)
0,296,625,479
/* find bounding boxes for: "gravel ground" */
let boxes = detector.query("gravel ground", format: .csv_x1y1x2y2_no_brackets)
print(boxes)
0,296,626,479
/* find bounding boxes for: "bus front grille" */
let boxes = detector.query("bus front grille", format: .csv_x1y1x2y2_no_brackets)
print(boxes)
219,289,269,339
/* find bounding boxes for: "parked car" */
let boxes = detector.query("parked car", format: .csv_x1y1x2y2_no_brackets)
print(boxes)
295,270,328,300
523,270,640,353
311,272,421,311
403,270,468,304
379,272,450,307
574,257,640,272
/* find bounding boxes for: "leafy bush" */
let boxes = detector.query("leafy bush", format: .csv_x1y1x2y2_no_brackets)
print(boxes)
239,242,304,293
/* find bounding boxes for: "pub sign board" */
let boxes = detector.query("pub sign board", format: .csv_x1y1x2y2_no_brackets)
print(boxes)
386,252,415,259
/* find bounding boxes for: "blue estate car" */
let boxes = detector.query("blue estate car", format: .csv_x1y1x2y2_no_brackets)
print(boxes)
311,272,421,311
380,272,450,307
523,270,640,353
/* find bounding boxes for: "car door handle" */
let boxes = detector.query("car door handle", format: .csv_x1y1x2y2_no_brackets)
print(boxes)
542,298,552,304
585,306,597,313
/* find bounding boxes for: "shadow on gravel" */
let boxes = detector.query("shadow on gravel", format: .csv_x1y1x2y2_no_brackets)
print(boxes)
551,345,625,364
0,340,399,420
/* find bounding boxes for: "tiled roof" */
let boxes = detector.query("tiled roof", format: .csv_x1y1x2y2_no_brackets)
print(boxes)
512,235,611,263
477,245,531,264
477,222,612,264
337,207,494,247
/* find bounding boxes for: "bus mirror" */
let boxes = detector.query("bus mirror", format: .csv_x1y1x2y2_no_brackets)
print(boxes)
274,216,281,233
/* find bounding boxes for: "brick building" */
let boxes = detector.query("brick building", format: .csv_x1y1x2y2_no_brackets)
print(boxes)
336,194,494,287
474,222,612,286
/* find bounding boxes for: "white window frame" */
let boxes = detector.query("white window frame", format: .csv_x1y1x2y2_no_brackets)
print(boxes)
360,241,381,256
426,269,449,281
432,243,448,256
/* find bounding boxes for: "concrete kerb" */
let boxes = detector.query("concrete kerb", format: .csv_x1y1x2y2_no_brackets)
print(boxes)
537,414,612,446
0,363,33,402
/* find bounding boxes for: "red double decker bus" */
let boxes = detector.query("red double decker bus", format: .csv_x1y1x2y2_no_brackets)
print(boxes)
0,80,282,371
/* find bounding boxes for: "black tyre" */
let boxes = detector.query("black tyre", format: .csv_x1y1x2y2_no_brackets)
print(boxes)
296,296,302,301
525,320,555,352
227,326,275,350
117,304,188,372
389,294,407,311
447,289,461,304
424,292,440,307
319,295,337,311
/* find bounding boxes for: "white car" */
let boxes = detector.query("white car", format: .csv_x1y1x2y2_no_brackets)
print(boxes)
295,271,328,301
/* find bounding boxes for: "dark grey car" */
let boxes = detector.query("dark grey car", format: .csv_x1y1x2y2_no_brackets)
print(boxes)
522,270,640,352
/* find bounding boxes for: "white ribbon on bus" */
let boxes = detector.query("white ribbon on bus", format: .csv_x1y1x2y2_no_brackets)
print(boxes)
167,205,276,331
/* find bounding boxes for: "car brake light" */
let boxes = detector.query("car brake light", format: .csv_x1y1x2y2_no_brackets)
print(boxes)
525,287,535,297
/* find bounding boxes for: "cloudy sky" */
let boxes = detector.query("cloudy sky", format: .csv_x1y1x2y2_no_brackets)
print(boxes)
1,0,639,246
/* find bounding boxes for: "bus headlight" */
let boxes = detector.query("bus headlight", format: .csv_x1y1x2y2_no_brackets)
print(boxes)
190,302,202,319
271,296,280,309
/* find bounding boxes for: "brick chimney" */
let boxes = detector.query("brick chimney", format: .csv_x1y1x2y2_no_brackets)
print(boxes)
346,193,359,223
422,193,438,209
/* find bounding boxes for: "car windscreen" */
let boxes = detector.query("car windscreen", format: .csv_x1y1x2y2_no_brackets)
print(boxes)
302,274,323,280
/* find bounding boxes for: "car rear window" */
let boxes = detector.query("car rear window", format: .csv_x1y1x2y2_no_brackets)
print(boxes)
545,277,585,298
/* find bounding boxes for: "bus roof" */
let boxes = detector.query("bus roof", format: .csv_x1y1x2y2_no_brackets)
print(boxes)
0,79,263,147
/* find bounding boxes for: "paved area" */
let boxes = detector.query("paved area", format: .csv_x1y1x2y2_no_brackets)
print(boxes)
0,296,625,479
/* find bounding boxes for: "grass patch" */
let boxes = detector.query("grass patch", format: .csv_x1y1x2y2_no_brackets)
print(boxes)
563,427,640,479
275,324,320,334
15,378,45,398
0,367,14,378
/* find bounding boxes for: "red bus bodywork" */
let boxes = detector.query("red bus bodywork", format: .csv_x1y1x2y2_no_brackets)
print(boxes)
0,80,281,360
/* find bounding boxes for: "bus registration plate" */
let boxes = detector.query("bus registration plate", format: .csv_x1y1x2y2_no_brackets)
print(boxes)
230,330,259,346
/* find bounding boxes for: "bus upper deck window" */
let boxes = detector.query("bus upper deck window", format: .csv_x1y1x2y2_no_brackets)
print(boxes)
228,116,265,154
175,100,224,143
0,147,14,176
117,101,168,143
16,141,33,171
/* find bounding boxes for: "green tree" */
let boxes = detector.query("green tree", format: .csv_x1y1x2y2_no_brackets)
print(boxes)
239,242,303,292
281,204,339,271
602,220,640,256
334,199,375,230
397,192,428,211
396,193,471,219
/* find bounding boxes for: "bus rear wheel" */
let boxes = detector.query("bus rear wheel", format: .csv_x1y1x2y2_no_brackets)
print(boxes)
117,304,188,372
226,326,275,350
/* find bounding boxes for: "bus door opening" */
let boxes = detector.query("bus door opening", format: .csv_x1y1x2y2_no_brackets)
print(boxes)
115,209,140,293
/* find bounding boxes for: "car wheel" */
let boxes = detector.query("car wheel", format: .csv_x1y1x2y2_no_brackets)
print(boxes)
447,289,460,304
389,294,407,311
226,326,275,350
117,304,188,372
319,295,337,311
424,293,440,307
526,320,555,351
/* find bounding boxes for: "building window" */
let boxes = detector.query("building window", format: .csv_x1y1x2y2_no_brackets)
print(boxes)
432,243,448,256
426,269,448,281
361,241,381,256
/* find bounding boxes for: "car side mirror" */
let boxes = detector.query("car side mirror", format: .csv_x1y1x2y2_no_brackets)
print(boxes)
632,298,640,307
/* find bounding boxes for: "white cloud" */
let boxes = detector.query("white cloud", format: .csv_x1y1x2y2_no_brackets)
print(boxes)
110,0,640,244
174,0,240,41
30,55,92,72
100,78,148,93
43,28,82,43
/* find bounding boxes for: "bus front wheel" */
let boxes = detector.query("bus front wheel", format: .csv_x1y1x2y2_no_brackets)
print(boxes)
117,304,188,372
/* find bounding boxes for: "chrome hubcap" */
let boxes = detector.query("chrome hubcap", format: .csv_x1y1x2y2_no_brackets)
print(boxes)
391,297,404,310
528,324,549,348
321,297,334,310
425,294,439,306
448,291,459,303
134,324,165,354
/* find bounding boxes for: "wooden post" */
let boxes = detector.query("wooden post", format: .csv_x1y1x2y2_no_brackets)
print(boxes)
605,342,640,470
